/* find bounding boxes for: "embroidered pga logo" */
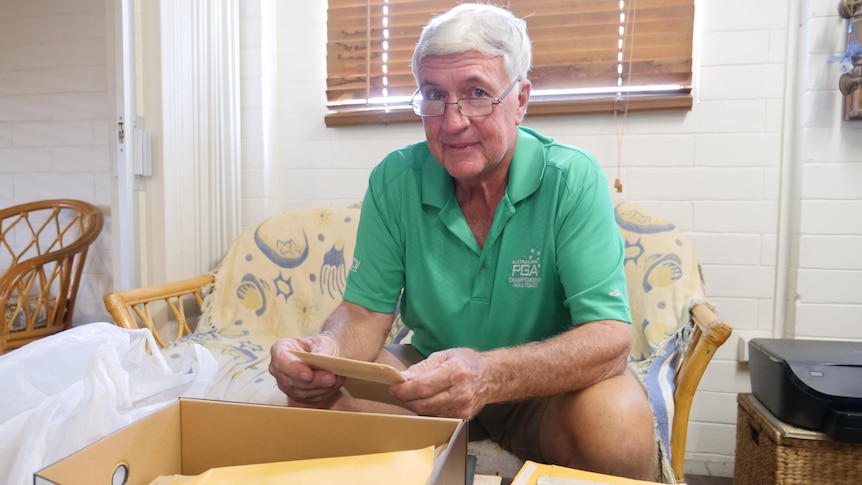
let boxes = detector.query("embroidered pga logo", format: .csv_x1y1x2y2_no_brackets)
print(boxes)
508,248,542,288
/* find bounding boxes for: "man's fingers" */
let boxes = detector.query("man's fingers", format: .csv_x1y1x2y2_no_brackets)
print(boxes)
391,348,488,419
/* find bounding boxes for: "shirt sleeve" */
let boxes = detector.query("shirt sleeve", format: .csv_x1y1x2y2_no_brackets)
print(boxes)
342,162,406,314
554,149,631,326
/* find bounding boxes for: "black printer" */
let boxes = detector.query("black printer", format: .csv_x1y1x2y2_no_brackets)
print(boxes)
749,338,862,443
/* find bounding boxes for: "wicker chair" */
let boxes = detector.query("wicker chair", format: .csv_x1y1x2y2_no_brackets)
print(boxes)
104,274,213,349
1,199,104,354
103,202,732,483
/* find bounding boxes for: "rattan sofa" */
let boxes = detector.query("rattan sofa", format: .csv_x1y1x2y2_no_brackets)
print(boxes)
104,201,731,483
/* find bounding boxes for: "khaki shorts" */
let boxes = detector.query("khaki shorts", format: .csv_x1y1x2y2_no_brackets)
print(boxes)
385,344,548,462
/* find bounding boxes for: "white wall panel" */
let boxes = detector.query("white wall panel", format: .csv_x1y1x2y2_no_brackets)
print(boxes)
694,133,782,166
800,235,862,269
699,31,771,66
0,0,111,323
796,304,862,338
0,147,53,171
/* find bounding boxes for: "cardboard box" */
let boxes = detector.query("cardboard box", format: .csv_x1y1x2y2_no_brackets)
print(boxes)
35,398,467,485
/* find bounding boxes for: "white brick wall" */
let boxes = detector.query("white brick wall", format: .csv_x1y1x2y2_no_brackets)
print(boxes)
0,0,113,324
2,0,860,479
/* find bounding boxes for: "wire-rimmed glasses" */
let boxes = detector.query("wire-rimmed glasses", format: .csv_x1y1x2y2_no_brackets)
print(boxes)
409,78,521,117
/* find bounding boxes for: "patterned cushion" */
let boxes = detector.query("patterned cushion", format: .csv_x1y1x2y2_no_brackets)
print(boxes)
4,299,48,332
630,324,691,483
162,206,361,404
615,200,706,362
615,200,709,483
183,201,703,369
201,206,361,338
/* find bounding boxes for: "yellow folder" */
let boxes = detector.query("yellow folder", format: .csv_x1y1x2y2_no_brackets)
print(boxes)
174,445,435,485
511,461,663,485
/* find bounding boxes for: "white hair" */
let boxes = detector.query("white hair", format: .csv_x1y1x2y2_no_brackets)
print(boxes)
411,3,533,84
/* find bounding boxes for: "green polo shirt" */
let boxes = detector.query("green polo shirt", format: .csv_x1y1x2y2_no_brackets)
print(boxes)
343,126,630,357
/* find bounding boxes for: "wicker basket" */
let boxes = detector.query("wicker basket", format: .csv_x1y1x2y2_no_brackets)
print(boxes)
734,393,862,485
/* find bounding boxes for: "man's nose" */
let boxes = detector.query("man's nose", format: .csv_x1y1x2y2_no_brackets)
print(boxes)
441,102,470,129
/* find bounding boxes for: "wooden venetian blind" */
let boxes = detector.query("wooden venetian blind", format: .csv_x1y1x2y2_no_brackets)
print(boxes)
325,0,694,127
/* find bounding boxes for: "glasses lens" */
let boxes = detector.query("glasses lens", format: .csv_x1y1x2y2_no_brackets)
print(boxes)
411,100,440,117
411,98,496,117
458,99,493,117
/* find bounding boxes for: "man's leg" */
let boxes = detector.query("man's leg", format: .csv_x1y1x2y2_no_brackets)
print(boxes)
538,372,658,481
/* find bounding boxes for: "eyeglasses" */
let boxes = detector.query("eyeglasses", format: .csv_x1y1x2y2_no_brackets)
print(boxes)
409,79,521,117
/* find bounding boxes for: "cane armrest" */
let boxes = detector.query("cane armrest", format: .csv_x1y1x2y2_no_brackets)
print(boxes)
103,274,214,348
670,303,732,481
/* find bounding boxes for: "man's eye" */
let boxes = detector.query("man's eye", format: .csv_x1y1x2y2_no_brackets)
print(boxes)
470,88,489,98
426,91,444,100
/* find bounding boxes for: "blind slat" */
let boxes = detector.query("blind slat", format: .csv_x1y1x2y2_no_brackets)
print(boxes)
325,0,694,123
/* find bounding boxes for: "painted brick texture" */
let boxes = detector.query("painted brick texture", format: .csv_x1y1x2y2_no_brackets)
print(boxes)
0,0,112,323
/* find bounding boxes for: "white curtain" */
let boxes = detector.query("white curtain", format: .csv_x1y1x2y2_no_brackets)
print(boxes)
157,0,242,280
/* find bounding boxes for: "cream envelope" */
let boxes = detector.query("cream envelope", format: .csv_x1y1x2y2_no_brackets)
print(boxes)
287,350,409,407
286,350,406,384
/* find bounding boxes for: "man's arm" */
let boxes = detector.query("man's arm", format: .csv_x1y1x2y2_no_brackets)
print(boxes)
392,319,630,419
482,319,630,401
319,300,397,361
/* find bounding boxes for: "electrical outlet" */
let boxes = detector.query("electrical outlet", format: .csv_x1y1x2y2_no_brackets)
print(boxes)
737,335,751,363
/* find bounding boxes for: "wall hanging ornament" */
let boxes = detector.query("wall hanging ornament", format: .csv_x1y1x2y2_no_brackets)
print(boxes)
835,0,862,120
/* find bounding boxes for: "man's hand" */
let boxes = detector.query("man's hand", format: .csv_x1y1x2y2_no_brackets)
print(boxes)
269,335,345,408
391,347,490,420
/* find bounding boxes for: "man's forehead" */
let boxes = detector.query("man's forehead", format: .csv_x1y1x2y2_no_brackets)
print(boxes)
416,52,505,84
417,50,502,67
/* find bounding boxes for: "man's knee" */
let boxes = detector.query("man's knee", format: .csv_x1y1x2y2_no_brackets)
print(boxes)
539,373,657,480
559,372,654,437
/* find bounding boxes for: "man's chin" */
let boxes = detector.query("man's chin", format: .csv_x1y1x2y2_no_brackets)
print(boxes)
442,159,486,180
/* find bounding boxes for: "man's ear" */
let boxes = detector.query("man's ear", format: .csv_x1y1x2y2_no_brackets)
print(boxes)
516,80,532,123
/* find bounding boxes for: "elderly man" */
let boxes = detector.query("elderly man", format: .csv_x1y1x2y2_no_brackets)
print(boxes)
270,3,658,481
